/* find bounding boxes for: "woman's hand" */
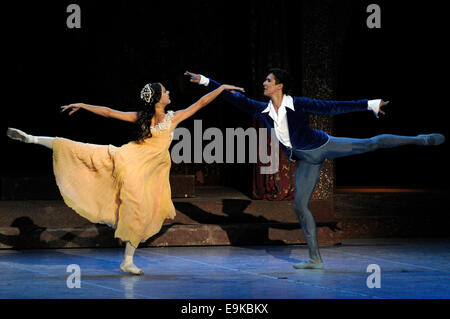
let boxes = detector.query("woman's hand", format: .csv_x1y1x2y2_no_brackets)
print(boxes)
61,103,84,115
220,84,245,94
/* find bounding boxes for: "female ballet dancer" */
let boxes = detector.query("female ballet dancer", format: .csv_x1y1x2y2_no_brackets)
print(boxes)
6,80,244,275
185,69,445,269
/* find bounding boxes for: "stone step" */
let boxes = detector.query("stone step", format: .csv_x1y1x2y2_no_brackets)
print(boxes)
338,215,450,239
4,187,446,249
334,190,449,218
2,188,448,249
0,186,335,229
0,199,333,227
0,185,338,249
1,174,195,200
0,222,341,249
1,212,447,249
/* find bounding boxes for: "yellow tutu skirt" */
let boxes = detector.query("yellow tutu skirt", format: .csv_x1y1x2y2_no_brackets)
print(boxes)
52,116,176,248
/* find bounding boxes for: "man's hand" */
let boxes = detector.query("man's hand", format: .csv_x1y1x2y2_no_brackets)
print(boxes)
184,71,201,84
378,100,389,117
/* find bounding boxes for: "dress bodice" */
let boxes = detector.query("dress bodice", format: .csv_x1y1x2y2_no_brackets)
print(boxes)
149,110,175,140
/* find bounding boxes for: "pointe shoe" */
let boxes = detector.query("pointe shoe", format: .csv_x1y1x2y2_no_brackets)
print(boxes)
120,261,144,275
293,259,324,269
6,128,33,143
418,134,445,146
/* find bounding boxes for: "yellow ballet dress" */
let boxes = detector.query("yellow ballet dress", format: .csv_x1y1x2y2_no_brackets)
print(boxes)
52,111,176,248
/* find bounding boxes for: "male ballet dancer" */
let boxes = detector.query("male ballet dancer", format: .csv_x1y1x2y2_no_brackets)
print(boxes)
185,69,445,269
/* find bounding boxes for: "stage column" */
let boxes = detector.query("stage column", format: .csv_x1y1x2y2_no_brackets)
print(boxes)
300,0,352,207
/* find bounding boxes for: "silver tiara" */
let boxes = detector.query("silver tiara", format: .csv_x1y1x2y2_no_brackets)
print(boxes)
140,84,154,104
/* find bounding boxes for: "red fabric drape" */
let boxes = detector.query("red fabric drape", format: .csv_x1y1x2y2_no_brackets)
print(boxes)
252,119,297,200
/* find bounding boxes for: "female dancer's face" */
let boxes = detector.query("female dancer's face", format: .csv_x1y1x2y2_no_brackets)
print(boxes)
159,84,171,106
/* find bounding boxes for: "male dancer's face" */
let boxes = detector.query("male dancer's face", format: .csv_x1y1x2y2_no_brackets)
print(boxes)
263,73,283,98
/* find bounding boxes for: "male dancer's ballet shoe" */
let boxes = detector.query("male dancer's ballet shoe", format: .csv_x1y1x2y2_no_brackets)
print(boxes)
6,128,34,143
418,134,445,146
293,259,324,270
120,261,144,275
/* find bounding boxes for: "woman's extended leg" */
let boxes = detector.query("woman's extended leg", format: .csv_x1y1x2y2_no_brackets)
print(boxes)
292,160,324,269
120,242,144,275
6,128,55,150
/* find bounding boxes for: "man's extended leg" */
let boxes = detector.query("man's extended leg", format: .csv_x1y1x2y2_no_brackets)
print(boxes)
323,133,445,159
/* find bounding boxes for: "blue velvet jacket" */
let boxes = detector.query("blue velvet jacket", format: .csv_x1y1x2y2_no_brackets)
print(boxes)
206,78,369,157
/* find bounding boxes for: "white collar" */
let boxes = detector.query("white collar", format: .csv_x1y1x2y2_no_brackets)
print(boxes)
262,95,295,114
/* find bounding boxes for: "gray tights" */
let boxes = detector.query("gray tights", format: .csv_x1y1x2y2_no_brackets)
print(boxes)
291,134,428,262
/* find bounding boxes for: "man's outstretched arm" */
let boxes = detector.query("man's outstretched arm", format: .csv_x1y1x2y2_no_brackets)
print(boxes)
184,71,267,117
296,97,389,118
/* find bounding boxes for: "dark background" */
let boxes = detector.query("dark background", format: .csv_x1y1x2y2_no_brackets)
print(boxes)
1,0,449,193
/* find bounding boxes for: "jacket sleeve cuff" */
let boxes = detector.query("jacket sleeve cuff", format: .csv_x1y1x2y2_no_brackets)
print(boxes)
368,99,381,116
199,75,210,86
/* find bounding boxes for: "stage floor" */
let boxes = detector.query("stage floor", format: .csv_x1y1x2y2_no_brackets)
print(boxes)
0,238,449,299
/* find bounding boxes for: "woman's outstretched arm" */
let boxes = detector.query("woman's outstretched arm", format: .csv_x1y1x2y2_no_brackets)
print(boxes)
171,84,245,127
184,71,266,117
60,103,138,123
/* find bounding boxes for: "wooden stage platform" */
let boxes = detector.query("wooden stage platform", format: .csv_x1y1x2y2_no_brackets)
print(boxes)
0,184,448,249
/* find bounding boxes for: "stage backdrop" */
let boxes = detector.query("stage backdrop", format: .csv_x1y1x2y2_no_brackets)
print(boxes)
2,0,448,199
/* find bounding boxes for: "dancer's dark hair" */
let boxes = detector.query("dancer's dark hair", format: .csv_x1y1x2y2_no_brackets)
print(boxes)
134,83,162,143
268,68,293,95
